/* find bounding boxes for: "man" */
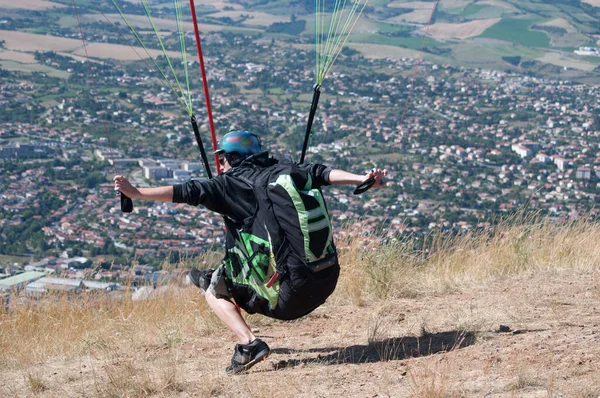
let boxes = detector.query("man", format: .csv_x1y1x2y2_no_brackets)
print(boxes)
114,130,387,374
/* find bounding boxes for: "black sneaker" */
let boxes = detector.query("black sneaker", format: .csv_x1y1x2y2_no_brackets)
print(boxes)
225,338,271,375
187,268,213,291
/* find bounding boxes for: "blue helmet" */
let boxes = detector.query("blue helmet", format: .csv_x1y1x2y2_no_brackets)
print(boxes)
215,130,262,159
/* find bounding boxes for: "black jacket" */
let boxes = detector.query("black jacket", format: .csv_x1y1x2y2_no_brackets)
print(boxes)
172,152,332,223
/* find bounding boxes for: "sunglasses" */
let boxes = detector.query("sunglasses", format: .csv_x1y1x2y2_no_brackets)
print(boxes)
218,155,226,165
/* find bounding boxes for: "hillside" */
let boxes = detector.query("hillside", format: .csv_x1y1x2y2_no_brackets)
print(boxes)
1,0,599,81
1,219,600,396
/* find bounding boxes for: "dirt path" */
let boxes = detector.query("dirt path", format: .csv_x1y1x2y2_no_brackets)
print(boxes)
1,270,599,397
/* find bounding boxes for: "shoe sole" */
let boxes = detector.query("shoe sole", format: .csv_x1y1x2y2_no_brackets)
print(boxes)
227,348,270,375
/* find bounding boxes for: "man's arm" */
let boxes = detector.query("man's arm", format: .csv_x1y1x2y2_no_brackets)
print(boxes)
113,175,173,202
328,168,387,189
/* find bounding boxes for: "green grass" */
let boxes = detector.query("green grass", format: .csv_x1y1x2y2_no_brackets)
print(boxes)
0,61,69,79
451,42,544,68
37,90,78,102
0,254,31,266
371,21,416,34
461,4,485,17
349,34,443,50
511,2,560,13
479,18,550,48
442,7,463,15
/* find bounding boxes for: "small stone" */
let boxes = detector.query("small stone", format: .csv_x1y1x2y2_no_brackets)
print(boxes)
498,324,511,333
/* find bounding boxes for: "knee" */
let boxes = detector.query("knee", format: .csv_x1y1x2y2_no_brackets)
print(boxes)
204,289,216,304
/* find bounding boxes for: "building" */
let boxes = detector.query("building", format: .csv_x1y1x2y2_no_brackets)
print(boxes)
0,143,53,160
0,271,46,292
172,169,191,181
511,144,532,159
553,156,568,171
144,166,172,180
26,277,83,295
576,167,591,180
183,162,202,172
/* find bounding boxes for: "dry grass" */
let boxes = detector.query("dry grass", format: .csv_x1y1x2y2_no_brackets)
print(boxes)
334,214,600,305
2,217,600,395
0,281,208,368
424,19,501,40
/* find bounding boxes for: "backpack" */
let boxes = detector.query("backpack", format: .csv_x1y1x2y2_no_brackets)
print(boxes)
221,157,338,318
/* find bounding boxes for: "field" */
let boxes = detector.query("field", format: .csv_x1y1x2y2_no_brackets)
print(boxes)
449,41,543,69
0,30,181,62
0,31,82,53
1,219,600,396
0,60,69,78
387,9,436,24
349,33,443,50
0,51,36,64
0,254,31,266
424,18,501,40
388,1,434,9
581,0,600,6
209,11,291,27
539,52,598,72
1,0,598,81
479,18,551,48
81,13,262,35
72,43,181,62
0,0,64,10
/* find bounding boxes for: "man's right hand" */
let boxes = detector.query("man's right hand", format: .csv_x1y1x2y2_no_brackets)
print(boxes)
364,168,388,189
114,175,140,199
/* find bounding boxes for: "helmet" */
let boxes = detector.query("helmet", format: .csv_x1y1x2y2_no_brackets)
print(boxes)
215,130,262,160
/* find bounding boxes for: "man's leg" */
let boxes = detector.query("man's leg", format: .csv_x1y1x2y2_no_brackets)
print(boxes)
204,290,256,344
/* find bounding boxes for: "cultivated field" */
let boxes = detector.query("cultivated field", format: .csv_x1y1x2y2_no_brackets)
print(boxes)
536,18,591,48
539,52,598,72
541,18,576,32
117,0,242,7
478,0,515,9
0,31,82,53
72,43,181,62
424,18,501,40
479,18,550,48
581,0,600,7
435,0,471,8
0,60,68,78
0,30,181,62
0,51,36,64
3,217,599,396
388,1,434,9
208,11,290,27
0,0,65,10
387,9,435,24
346,42,422,59
81,13,262,35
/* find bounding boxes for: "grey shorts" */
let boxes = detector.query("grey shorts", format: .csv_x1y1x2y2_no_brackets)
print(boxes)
207,264,231,299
